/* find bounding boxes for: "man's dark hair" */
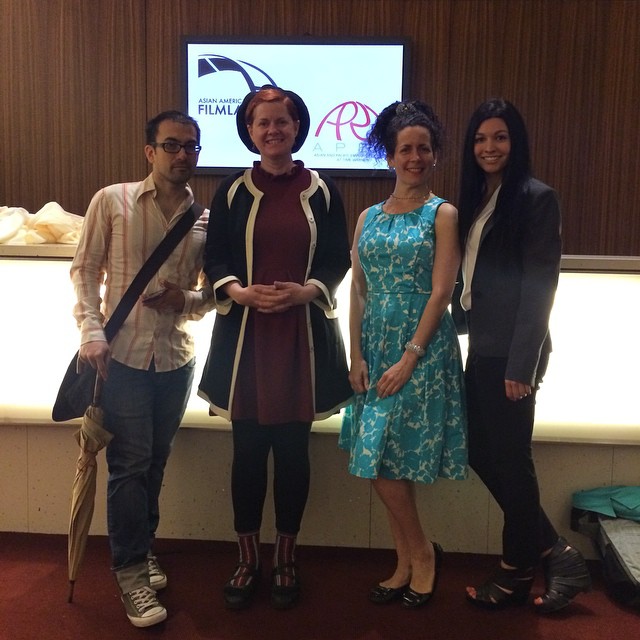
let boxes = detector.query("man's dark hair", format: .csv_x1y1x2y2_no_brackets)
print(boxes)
145,111,201,145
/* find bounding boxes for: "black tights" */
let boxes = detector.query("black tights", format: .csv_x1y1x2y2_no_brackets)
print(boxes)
231,420,312,535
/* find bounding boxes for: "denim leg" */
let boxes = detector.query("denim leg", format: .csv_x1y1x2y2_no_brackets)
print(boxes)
103,358,194,585
147,359,195,541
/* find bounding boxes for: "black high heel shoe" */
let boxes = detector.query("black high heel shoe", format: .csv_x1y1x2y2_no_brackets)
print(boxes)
466,564,533,610
369,583,409,604
535,537,591,614
401,542,443,609
223,563,261,610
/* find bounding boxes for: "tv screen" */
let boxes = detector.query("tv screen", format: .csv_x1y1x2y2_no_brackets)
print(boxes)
182,37,409,176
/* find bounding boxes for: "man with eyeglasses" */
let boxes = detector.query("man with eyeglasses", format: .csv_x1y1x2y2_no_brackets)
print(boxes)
71,110,211,628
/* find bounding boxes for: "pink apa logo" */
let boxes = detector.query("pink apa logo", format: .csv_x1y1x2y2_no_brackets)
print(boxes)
315,101,378,141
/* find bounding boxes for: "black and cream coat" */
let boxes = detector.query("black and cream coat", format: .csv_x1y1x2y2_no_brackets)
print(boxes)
197,166,352,420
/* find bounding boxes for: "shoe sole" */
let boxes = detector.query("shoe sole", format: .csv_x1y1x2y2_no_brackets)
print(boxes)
224,597,253,610
150,576,168,590
223,585,258,610
466,592,529,610
271,594,300,610
127,608,167,628
534,582,591,614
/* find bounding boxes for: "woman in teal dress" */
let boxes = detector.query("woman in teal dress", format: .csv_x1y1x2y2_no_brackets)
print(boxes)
339,101,467,608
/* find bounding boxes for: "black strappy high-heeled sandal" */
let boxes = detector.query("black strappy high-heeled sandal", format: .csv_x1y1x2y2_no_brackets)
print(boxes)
535,537,591,614
466,565,534,610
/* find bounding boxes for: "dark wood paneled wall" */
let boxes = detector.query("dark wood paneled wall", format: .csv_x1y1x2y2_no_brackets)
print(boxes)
2,0,638,255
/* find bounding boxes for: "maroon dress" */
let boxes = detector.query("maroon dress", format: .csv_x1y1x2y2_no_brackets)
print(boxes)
231,163,315,424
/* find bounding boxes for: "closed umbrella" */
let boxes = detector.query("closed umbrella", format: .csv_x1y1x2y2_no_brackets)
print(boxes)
67,375,112,603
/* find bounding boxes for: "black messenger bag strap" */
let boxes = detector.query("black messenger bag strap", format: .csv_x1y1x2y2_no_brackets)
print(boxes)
103,203,204,342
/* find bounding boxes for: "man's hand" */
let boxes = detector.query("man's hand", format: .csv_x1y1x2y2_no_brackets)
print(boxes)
141,280,185,313
79,340,110,380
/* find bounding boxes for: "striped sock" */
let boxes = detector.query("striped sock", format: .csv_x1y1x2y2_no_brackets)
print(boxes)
230,531,260,588
273,532,297,587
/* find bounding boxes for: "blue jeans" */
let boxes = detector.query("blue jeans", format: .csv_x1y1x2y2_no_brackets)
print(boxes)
102,358,194,586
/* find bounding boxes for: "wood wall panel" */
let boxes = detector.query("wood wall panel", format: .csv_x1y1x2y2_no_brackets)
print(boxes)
1,0,638,255
1,0,146,216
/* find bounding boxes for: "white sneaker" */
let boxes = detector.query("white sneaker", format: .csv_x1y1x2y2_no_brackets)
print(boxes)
147,553,168,590
122,586,167,628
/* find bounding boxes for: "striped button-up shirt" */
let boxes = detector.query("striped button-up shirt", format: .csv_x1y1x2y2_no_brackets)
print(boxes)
71,174,213,372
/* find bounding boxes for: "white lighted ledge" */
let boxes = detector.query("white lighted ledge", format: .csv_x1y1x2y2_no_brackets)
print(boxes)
561,254,640,273
1,252,639,445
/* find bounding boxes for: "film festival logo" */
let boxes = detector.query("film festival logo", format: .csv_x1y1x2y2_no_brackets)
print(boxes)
196,54,276,115
315,102,377,142
195,54,377,152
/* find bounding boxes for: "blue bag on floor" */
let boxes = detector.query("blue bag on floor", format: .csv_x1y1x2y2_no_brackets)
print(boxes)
572,486,640,522
572,486,640,608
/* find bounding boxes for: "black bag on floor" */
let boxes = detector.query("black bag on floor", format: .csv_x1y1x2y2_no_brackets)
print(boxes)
572,486,640,608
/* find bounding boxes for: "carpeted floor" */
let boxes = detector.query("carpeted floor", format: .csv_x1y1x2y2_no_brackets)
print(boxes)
0,532,637,640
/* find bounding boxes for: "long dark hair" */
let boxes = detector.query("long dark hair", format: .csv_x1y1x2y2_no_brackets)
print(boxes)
458,98,531,249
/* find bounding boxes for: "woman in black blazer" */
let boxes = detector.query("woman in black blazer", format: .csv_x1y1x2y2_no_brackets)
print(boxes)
457,99,591,613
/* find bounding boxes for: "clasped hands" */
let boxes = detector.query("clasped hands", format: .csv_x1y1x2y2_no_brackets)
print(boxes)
231,281,317,313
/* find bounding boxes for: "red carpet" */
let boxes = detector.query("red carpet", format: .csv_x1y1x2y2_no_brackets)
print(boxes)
0,532,637,639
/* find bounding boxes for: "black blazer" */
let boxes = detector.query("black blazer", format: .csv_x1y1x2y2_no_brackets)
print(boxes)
457,177,562,386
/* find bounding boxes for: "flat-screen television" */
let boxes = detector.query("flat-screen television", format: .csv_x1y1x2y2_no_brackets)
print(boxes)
182,36,409,177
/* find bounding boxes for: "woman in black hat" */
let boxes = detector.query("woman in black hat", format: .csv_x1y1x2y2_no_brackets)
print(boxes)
198,86,351,610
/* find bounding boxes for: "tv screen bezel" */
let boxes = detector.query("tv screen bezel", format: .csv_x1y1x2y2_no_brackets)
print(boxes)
181,35,410,178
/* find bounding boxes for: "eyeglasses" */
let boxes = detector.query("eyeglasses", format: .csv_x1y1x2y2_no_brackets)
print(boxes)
154,141,202,155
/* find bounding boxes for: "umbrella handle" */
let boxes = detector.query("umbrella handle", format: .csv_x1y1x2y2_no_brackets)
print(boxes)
68,580,75,603
92,374,103,407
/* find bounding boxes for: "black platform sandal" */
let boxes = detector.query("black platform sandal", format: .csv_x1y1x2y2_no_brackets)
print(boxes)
466,565,533,610
223,563,261,610
535,537,591,614
271,563,300,610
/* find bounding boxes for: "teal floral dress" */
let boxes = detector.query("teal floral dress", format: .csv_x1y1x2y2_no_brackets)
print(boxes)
339,198,467,483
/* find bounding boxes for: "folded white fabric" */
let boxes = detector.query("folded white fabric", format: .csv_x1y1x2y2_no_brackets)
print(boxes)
0,202,82,244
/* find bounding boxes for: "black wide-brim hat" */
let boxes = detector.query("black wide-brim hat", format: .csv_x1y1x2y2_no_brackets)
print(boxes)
236,85,310,154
